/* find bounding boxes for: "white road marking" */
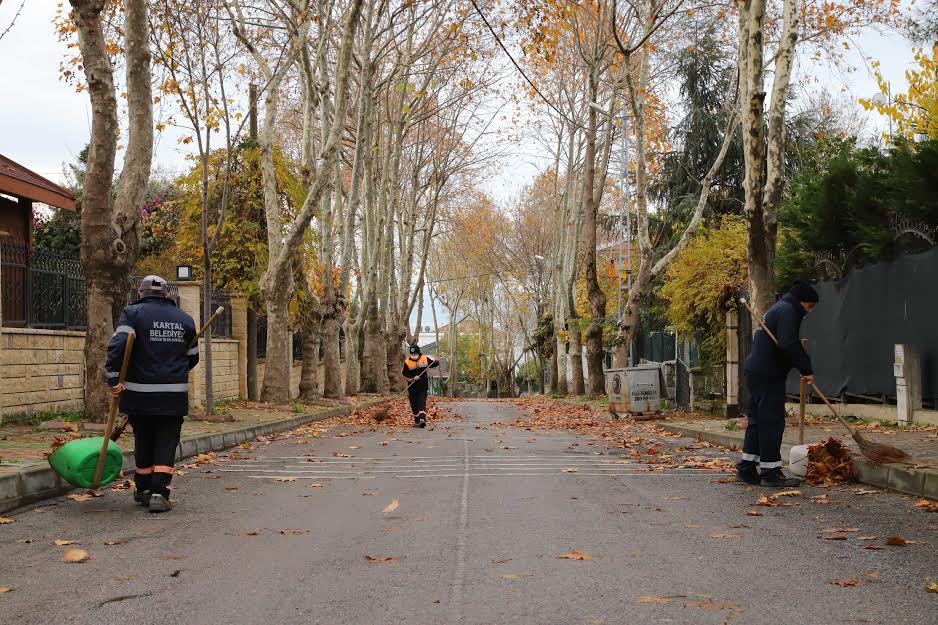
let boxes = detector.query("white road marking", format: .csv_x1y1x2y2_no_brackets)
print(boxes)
448,439,470,625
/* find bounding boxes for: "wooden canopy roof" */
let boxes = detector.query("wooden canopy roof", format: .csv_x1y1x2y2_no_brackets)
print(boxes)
0,155,76,211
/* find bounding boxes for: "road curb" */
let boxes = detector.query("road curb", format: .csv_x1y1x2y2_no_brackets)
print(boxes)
660,422,938,501
0,399,382,514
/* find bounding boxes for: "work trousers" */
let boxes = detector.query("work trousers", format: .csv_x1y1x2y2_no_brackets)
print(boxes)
739,372,787,473
129,415,183,497
408,389,428,421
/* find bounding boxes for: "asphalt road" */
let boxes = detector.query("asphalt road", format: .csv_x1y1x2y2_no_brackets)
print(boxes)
1,400,936,625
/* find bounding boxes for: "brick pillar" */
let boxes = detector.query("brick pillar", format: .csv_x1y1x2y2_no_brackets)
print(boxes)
177,281,202,410
229,293,248,400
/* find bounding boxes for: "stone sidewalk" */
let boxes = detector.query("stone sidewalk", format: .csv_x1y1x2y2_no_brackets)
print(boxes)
0,396,385,513
660,416,938,500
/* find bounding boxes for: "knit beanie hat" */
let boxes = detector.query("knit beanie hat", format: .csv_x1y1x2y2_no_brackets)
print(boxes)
788,280,819,303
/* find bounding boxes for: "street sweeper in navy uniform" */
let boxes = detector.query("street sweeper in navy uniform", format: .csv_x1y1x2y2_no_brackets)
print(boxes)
736,280,819,488
401,344,439,428
106,276,199,512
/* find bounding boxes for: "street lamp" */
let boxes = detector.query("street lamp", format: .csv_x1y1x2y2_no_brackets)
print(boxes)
870,83,893,140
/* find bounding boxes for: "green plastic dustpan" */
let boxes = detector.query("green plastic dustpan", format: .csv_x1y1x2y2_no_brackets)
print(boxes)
48,436,124,488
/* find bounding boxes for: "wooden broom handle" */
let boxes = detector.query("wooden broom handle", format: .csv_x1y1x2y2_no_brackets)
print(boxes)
192,306,225,347
92,332,135,488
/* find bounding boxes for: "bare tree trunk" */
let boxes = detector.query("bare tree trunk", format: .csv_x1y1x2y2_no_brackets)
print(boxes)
299,326,322,399
555,335,568,395
581,69,607,396
568,323,585,395
72,0,152,419
344,317,361,395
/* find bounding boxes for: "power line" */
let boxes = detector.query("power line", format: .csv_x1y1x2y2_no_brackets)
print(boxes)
467,0,578,127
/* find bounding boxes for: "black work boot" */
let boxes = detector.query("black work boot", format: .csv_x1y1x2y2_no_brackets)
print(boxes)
760,468,802,487
735,465,760,485
417,416,427,428
134,489,151,506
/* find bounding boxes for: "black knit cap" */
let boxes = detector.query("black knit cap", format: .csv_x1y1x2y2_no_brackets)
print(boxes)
788,279,819,303
408,344,421,356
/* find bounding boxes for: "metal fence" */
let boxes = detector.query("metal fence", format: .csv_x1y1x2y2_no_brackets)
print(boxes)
1,243,87,330
0,244,234,338
200,291,232,338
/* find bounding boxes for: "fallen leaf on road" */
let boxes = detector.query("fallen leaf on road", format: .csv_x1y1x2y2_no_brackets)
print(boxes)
755,496,790,507
861,545,884,550
364,555,397,563
104,540,122,546
557,550,592,560
383,499,400,515
709,533,741,539
162,554,186,560
275,477,297,482
491,559,510,564
746,511,763,517
818,535,847,541
0,587,12,592
662,496,687,501
809,494,830,504
635,596,671,605
527,439,536,443
0,517,14,524
717,477,737,484
332,452,352,458
686,599,742,611
853,489,881,495
53,539,77,546
821,527,861,533
16,539,31,544
67,494,94,502
829,579,862,587
728,524,750,529
114,575,135,581
886,536,920,546
306,483,325,488
349,445,361,449
279,529,308,535
774,490,801,497
857,536,878,541
224,486,239,491
233,530,259,536
914,500,938,512
561,468,578,473
62,548,89,563
865,571,880,579
500,574,520,580
483,448,493,453
379,441,389,446
926,580,938,594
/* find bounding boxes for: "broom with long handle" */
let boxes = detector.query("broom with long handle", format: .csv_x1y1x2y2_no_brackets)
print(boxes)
739,298,911,465
373,375,424,422
92,332,136,489
110,307,225,443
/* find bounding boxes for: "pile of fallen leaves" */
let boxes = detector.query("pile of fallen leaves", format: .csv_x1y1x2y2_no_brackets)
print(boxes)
805,438,855,486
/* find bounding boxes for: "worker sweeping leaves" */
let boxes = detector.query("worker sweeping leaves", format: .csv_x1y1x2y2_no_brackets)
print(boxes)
401,344,439,428
736,280,818,488
106,276,199,512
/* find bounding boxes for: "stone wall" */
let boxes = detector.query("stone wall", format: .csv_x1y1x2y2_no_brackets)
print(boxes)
0,327,243,422
189,339,241,407
1,328,85,418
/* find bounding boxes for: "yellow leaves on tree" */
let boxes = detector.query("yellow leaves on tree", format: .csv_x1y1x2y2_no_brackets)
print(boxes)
860,46,938,141
660,215,748,340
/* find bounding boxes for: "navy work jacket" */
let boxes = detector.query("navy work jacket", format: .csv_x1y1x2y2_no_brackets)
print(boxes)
744,294,813,379
106,296,199,417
